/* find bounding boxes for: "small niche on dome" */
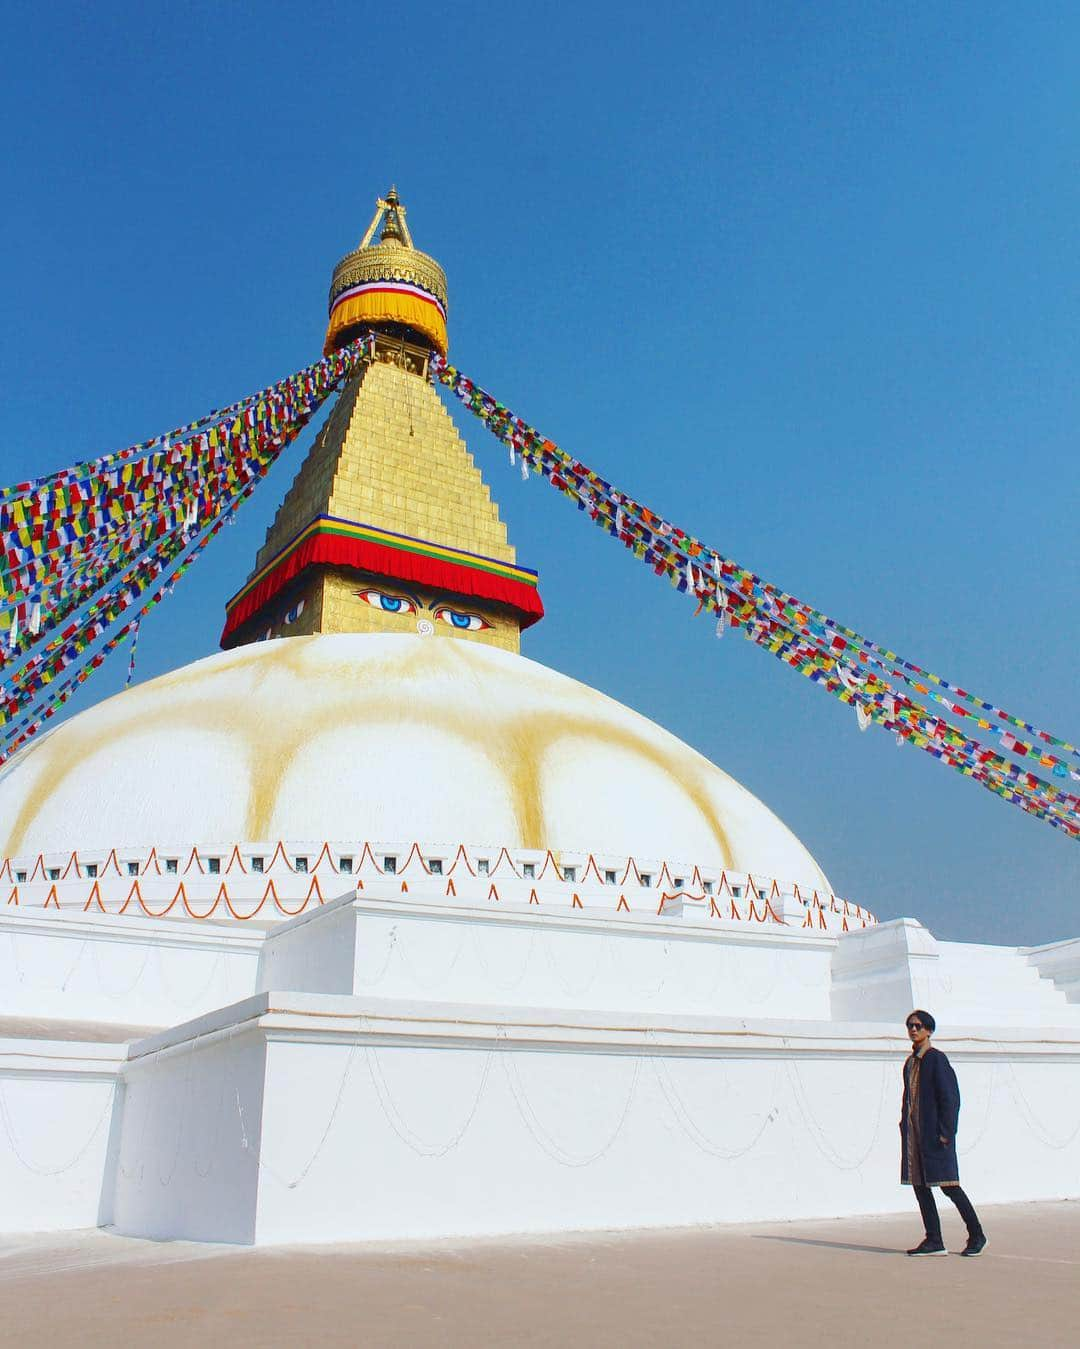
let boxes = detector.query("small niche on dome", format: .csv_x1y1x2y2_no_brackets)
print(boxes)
563,866,577,883
673,877,686,890
126,862,139,877
757,888,767,901
15,871,27,883
339,857,353,875
476,859,489,876
251,857,264,874
522,863,535,879
604,869,616,885
48,868,60,881
207,857,221,875
732,886,742,899
85,864,98,879
165,859,178,875
703,880,714,894
383,856,397,875
639,873,652,888
294,857,309,874
428,858,443,875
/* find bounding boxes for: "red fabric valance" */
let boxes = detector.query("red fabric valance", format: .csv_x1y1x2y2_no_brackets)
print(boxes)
221,532,543,644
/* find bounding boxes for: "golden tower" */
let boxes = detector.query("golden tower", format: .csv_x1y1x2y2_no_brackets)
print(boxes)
221,189,542,654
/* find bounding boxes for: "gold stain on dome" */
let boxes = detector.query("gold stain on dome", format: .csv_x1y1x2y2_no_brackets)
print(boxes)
1,639,734,866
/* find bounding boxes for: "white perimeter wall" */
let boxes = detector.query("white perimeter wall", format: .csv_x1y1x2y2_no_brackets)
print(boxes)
108,995,1080,1246
258,897,838,1021
0,910,261,1029
107,1025,266,1244
4,902,1077,1040
0,1040,122,1234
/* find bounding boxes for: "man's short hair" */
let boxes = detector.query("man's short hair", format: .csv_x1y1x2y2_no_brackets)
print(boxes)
908,1009,936,1033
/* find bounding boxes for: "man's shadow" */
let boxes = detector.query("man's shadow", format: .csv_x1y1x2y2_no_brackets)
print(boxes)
754,1235,901,1257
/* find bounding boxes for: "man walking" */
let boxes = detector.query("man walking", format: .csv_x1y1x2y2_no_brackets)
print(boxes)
901,1010,987,1256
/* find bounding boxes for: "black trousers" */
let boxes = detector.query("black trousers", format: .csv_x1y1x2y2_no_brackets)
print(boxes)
913,1184,983,1243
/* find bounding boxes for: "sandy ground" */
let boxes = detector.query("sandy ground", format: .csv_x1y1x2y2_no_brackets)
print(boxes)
0,1201,1077,1348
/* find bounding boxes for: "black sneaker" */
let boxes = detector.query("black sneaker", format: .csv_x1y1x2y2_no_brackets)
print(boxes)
906,1239,948,1256
960,1235,987,1257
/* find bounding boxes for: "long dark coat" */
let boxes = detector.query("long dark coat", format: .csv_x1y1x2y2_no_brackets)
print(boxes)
900,1045,961,1186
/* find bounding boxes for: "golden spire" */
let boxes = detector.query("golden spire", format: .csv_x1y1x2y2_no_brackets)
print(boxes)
358,185,412,248
324,186,448,356
220,188,544,654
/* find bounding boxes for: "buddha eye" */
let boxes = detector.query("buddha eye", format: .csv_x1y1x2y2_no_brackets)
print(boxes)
356,588,417,615
433,605,490,632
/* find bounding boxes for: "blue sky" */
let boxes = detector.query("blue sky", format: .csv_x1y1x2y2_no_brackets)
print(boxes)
1,1,1076,944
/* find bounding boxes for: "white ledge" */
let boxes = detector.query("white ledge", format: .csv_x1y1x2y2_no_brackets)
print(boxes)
0,907,265,952
269,891,840,950
0,1037,128,1078
126,992,1080,1065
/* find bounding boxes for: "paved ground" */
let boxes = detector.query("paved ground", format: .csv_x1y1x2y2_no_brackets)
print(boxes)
1,1201,1077,1347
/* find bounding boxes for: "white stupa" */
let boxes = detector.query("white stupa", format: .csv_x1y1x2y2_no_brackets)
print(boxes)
1,191,1077,1245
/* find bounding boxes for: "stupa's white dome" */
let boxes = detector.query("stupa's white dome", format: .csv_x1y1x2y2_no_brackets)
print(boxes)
0,634,829,888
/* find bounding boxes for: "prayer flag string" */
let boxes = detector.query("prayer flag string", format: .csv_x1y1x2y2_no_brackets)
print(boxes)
3,331,1072,841
429,354,1078,840
0,335,375,762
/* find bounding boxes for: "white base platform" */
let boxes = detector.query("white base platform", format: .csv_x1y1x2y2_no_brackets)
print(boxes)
2,891,1079,1244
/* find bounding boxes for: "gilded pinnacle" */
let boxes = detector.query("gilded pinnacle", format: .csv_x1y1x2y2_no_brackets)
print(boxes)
324,185,450,357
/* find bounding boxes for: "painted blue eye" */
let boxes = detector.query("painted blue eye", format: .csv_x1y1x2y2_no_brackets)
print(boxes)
356,588,417,615
433,605,490,632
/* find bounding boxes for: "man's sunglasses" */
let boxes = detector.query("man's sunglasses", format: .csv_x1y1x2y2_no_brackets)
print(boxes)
906,1021,924,1030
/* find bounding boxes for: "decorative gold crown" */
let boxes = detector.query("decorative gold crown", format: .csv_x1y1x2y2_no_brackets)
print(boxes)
324,187,449,356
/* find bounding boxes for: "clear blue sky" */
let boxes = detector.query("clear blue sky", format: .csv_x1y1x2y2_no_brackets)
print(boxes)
1,1,1076,944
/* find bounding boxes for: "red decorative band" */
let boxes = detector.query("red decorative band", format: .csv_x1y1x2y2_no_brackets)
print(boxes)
221,523,544,644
